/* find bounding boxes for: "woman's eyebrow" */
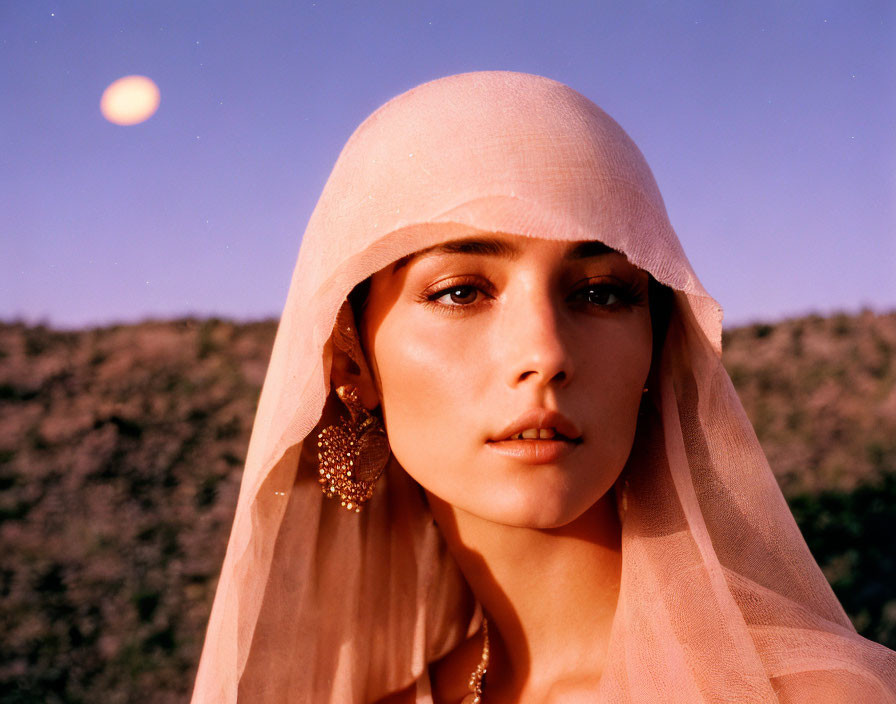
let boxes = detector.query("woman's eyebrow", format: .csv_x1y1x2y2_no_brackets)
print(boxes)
391,237,514,272
390,237,616,274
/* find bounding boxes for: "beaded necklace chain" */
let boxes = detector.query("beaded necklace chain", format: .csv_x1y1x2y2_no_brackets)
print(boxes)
461,617,489,704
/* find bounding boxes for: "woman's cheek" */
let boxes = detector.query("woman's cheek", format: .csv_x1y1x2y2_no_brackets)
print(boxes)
581,324,651,449
375,319,462,451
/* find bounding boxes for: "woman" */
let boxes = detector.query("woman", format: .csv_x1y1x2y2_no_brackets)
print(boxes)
192,71,896,702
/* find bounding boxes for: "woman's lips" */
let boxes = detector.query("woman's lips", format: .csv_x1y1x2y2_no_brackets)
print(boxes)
492,409,582,444
487,408,583,464
485,437,581,464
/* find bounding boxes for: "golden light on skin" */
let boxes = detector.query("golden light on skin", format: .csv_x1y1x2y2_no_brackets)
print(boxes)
100,75,160,126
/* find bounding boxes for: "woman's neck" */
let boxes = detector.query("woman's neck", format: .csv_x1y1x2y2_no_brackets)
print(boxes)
427,493,622,702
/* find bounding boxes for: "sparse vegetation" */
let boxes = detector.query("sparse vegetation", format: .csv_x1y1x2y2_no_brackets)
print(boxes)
722,309,896,495
0,316,276,704
0,309,894,702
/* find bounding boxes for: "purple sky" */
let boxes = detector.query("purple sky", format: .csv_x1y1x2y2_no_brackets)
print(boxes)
3,1,894,330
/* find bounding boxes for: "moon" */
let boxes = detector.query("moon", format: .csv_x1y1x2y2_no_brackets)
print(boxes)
100,75,160,126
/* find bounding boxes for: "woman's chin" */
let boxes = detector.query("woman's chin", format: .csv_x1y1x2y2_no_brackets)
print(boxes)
403,449,622,529
456,483,606,530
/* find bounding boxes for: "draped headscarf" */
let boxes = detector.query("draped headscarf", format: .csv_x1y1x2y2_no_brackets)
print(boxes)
192,71,896,703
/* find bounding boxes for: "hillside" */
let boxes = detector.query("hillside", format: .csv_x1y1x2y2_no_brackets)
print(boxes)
1,310,894,703
722,310,896,496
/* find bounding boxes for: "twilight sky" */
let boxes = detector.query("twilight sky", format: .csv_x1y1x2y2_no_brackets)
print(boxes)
2,1,894,330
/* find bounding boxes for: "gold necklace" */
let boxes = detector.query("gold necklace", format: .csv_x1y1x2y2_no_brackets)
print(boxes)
461,616,489,704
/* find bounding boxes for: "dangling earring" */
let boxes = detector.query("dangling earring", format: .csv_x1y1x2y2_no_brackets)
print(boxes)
317,384,390,512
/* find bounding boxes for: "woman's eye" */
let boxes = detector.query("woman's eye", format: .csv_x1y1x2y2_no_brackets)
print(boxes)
582,286,621,306
431,284,481,306
422,279,641,313
573,282,643,308
419,279,493,314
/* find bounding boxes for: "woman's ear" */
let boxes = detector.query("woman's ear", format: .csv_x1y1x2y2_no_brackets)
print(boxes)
329,300,381,412
330,343,380,411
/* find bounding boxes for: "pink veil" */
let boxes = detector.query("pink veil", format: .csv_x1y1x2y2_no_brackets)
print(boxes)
191,71,896,702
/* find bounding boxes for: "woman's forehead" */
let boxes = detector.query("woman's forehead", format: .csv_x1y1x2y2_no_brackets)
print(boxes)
390,234,632,275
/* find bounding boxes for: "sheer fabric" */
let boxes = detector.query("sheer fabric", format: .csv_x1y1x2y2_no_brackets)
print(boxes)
192,71,896,703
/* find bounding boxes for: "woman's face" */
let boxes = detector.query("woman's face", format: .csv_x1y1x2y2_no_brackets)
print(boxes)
360,233,653,528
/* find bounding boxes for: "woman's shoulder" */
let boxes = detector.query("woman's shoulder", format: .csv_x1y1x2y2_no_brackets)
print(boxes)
427,629,486,704
371,631,484,704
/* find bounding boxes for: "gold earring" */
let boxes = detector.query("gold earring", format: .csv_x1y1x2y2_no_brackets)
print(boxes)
317,384,390,512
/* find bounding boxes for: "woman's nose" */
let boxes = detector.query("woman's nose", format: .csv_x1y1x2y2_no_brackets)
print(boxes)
500,287,574,390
